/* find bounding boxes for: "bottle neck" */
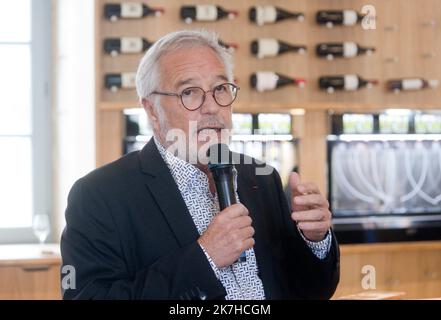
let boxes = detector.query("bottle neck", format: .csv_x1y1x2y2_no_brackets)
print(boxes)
216,6,229,19
143,5,153,16
277,75,295,87
143,39,153,50
358,78,368,88
276,8,303,21
357,46,375,55
278,41,304,54
144,5,164,17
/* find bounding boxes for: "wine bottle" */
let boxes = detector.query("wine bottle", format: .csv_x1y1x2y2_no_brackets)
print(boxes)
316,42,375,60
316,10,365,28
387,78,439,93
104,37,153,56
104,3,164,22
250,72,306,92
249,6,304,26
251,38,306,59
218,40,238,53
105,72,136,92
180,5,238,24
319,75,378,93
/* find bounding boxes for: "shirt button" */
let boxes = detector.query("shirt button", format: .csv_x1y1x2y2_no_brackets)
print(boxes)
199,291,207,300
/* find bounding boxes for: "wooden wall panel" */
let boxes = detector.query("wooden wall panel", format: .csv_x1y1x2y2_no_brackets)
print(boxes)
298,110,329,195
96,110,124,166
96,0,441,110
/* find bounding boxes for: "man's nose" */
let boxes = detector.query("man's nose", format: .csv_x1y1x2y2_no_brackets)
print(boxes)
200,92,220,115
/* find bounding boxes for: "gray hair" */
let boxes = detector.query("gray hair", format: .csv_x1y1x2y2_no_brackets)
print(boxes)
135,29,234,102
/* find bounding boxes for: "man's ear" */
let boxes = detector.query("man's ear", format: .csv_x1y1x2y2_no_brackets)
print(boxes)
141,98,160,131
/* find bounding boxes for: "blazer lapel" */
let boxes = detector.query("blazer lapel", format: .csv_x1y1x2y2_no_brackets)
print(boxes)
236,165,278,299
138,138,199,248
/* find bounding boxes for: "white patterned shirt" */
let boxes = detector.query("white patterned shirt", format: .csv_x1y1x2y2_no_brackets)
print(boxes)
154,137,331,300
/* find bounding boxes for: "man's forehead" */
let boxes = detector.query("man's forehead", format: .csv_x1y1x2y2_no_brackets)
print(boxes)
175,74,228,88
159,47,228,87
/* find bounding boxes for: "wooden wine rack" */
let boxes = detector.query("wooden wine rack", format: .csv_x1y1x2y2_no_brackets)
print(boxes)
95,0,441,192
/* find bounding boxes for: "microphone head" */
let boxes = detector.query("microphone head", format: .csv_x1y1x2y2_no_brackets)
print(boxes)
207,143,232,170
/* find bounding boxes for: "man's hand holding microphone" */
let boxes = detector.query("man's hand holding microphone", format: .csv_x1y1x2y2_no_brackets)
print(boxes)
198,203,254,268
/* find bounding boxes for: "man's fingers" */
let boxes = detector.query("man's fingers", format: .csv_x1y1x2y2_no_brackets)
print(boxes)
291,199,309,213
233,215,253,229
291,209,329,222
289,172,301,195
241,226,255,239
296,182,321,195
233,226,255,241
297,221,331,232
219,203,249,219
293,194,329,208
242,238,255,251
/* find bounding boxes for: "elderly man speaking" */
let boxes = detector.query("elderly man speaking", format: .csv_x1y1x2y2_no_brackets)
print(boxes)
60,30,339,300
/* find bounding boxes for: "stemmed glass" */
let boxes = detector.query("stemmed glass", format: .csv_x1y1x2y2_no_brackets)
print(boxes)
32,213,50,250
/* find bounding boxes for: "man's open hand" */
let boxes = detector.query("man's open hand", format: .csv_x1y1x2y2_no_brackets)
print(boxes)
289,172,332,242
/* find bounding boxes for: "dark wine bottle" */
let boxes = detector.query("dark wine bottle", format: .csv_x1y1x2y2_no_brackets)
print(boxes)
316,42,375,60
105,72,136,92
316,10,364,28
319,75,378,93
104,3,164,22
180,5,238,24
218,40,238,53
104,37,153,56
250,72,306,92
387,78,439,93
251,38,306,59
249,6,304,26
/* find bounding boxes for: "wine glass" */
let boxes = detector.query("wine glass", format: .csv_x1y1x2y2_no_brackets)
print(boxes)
32,213,50,247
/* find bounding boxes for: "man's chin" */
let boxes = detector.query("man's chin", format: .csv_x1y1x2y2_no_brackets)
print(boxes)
197,130,219,142
196,129,231,143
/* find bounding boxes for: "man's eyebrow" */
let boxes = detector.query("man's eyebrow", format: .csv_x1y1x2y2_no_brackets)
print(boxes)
176,78,197,89
216,75,229,82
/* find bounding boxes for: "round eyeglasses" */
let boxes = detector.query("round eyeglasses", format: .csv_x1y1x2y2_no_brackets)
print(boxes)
149,82,239,111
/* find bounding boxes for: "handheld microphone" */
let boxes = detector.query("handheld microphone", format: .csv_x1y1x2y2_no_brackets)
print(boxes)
207,143,247,263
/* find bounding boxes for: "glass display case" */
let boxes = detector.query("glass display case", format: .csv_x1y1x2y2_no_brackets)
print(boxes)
123,108,153,154
230,113,296,187
328,110,441,243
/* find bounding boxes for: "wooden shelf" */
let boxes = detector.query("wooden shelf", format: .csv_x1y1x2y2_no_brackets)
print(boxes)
0,244,61,267
340,240,441,254
98,100,441,113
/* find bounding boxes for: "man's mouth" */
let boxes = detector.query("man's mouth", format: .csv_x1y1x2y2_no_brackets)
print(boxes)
197,127,223,134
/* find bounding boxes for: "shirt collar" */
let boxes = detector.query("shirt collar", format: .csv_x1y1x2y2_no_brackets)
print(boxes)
154,136,208,193
153,136,238,195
